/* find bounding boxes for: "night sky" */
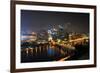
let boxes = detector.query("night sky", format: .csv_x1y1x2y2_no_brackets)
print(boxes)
21,10,89,35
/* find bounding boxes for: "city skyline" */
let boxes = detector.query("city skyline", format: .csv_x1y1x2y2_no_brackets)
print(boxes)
21,10,90,62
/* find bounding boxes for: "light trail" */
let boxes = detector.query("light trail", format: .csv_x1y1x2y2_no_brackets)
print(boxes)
58,56,71,61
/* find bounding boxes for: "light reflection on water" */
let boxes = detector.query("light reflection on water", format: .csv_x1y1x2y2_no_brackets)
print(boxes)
21,45,76,63
47,48,55,56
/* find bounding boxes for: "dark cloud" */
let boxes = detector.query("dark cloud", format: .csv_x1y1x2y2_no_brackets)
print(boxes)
21,10,89,34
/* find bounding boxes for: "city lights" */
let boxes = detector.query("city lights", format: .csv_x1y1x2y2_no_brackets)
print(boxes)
21,24,89,62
